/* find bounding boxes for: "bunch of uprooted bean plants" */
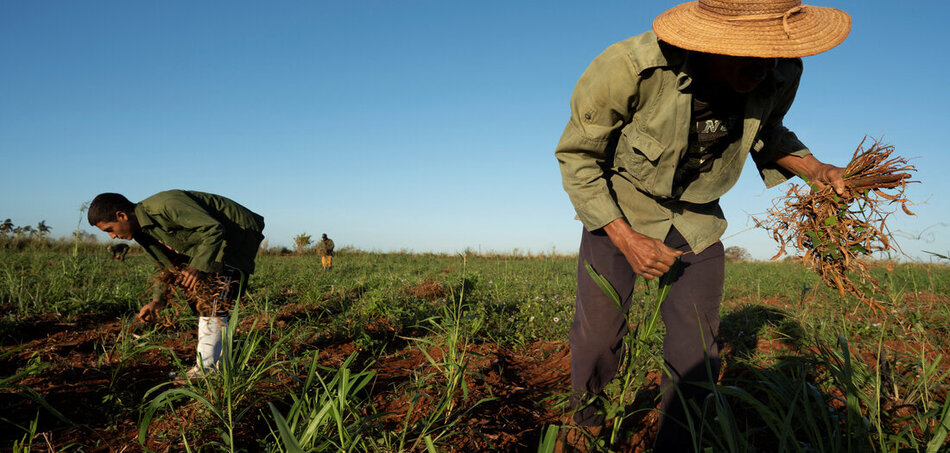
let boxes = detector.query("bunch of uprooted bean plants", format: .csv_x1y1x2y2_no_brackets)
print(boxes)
756,138,917,314
156,266,232,317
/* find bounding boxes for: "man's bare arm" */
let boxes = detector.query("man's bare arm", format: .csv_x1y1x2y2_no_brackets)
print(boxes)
773,153,845,194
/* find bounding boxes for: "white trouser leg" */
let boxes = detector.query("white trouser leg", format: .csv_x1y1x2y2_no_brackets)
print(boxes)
196,316,228,371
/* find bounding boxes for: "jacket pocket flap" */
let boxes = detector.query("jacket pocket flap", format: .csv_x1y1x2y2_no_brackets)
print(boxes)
619,129,665,163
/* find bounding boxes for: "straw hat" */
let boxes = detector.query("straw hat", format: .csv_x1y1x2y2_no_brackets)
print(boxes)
653,0,851,58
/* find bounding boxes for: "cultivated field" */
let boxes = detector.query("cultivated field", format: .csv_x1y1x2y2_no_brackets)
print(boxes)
1,242,948,452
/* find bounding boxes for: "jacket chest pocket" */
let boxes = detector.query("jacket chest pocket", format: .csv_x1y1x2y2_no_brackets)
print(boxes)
615,123,675,198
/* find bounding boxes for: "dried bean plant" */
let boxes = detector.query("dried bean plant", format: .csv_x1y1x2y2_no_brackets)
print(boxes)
156,266,232,317
755,138,917,314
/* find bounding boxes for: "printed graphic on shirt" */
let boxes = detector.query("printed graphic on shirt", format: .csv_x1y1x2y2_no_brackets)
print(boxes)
698,119,730,139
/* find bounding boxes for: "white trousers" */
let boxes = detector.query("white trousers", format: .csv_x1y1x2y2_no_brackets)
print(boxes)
196,316,228,371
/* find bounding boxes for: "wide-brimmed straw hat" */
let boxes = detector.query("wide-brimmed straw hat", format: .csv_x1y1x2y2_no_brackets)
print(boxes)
653,0,851,58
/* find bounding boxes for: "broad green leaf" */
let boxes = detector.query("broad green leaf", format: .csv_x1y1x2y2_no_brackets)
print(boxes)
584,262,622,312
927,395,950,453
537,425,559,453
269,403,307,453
424,435,439,453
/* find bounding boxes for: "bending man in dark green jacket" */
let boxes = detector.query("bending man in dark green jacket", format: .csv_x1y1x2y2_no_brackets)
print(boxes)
89,190,265,378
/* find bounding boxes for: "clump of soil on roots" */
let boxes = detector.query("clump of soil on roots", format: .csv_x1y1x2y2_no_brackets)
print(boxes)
406,279,448,300
156,266,233,316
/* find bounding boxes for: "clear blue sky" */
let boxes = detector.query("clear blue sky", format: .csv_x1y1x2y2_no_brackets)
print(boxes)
1,1,947,260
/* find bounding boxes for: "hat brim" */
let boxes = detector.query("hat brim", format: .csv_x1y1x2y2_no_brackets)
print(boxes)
653,2,851,58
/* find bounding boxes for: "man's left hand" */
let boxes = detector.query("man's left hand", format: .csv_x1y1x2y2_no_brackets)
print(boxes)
810,162,845,195
774,154,845,195
175,266,204,291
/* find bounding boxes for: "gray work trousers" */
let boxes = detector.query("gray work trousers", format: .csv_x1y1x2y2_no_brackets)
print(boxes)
569,226,723,452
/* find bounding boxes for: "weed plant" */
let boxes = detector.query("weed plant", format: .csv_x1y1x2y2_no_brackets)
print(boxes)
267,351,380,452
582,261,675,450
138,301,294,452
688,333,950,453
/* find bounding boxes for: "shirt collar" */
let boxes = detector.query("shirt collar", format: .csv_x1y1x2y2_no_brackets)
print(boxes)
676,51,696,92
647,37,693,91
133,203,155,229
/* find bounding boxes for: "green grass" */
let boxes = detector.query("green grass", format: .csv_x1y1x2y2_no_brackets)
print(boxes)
1,241,949,451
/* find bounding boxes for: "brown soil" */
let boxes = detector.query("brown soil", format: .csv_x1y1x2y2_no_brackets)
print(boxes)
4,296,946,451
0,312,662,452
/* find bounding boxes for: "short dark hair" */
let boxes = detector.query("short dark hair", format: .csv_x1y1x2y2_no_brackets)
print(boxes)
88,193,135,226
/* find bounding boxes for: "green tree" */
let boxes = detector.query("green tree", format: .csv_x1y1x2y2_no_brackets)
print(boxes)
36,220,51,239
0,218,13,236
724,245,751,262
72,230,97,243
293,233,312,255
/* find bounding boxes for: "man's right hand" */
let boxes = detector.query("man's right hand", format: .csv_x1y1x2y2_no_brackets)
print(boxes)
603,218,683,280
175,266,204,291
137,299,164,324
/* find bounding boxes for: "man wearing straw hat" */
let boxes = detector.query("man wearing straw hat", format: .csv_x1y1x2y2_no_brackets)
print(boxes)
555,0,850,450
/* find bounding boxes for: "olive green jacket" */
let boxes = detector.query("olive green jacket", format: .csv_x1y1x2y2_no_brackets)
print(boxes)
134,190,265,276
555,31,811,253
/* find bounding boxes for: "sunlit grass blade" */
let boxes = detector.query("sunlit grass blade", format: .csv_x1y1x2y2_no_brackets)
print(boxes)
927,396,950,453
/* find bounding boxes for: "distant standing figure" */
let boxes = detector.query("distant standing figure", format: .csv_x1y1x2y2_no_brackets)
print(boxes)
108,243,130,261
317,233,335,271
